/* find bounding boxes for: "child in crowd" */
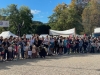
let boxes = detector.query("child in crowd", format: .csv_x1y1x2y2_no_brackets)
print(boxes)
24,43,30,59
58,39,63,55
32,45,37,58
0,44,4,61
48,42,52,56
39,45,47,58
28,46,32,58
8,44,13,60
13,44,18,60
18,45,21,59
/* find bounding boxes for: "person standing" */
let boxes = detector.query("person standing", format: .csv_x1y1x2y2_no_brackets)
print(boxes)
17,38,25,59
2,38,10,61
54,37,58,54
63,37,67,54
79,38,83,53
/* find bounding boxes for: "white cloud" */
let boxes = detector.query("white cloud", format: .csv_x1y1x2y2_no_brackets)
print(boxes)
31,9,41,14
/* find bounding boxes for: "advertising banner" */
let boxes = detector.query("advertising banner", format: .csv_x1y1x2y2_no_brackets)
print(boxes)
0,21,9,27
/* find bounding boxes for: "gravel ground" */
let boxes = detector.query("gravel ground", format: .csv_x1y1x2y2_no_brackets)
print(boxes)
0,54,100,75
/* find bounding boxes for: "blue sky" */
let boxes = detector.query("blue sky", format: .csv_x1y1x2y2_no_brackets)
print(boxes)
0,0,71,23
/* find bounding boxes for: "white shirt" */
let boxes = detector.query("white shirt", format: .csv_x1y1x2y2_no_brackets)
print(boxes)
97,43,100,46
8,47,13,52
24,46,29,51
30,39,34,46
50,39,54,43
91,43,96,47
44,38,50,45
97,43,100,48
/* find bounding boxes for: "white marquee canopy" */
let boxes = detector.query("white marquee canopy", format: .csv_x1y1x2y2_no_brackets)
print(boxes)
0,31,17,38
94,27,100,33
49,28,75,35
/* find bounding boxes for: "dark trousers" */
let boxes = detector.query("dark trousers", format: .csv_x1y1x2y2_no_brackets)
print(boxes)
9,51,12,59
83,46,87,53
11,51,14,59
71,47,75,53
67,48,70,54
79,46,83,53
4,50,9,60
54,46,58,54
44,44,48,48
91,47,95,53
64,46,67,54
75,46,79,53
21,51,24,58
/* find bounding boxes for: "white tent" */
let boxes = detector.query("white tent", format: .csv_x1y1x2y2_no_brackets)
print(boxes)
26,34,32,39
94,27,100,33
39,34,50,38
0,31,17,38
49,28,75,35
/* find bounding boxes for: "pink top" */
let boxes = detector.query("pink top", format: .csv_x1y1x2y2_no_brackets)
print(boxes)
15,46,18,53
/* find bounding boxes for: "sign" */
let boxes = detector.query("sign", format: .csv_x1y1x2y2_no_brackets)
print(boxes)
0,21,9,27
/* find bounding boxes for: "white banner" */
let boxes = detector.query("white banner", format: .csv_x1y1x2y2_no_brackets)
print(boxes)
0,21,9,27
49,28,75,35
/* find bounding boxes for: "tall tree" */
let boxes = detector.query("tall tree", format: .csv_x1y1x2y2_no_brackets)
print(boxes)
67,0,83,34
0,4,33,36
82,0,100,34
6,4,20,34
48,1,83,34
48,3,68,30
19,6,33,35
31,21,50,35
35,24,51,35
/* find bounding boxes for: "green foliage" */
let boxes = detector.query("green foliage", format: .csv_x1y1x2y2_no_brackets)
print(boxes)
48,1,83,34
48,3,68,31
31,21,50,35
0,4,33,36
35,24,51,35
82,0,100,34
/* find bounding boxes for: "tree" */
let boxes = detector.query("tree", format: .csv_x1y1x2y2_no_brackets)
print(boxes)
19,6,33,35
31,21,50,35
0,4,33,36
82,0,100,34
67,0,83,34
48,1,83,34
6,4,20,34
48,3,69,31
35,24,51,35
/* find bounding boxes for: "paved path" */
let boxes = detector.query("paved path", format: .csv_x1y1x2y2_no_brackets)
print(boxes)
0,54,100,75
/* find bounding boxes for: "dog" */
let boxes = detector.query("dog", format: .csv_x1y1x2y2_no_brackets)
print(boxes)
39,45,47,58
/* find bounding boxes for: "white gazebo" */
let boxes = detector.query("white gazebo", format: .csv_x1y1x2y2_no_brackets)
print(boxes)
0,31,17,38
94,27,100,33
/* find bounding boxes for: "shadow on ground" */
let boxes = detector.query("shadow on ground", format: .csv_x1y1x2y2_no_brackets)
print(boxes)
0,53,99,70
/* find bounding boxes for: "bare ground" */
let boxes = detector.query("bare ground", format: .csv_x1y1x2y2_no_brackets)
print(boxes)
0,54,100,75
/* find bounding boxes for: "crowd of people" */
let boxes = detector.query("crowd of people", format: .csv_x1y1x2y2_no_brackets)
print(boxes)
0,34,100,61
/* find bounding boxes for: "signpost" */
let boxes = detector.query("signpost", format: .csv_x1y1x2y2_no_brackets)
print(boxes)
0,21,9,27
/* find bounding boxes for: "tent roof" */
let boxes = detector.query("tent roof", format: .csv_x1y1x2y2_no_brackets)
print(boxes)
0,31,17,38
94,27,100,33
